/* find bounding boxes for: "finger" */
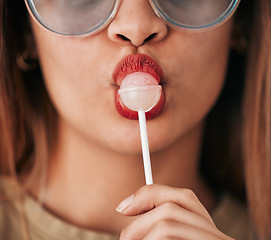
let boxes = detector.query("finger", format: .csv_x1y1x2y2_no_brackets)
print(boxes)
119,202,221,240
117,184,213,224
142,220,233,240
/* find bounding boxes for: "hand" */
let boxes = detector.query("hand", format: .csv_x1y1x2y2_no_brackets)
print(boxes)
116,184,234,240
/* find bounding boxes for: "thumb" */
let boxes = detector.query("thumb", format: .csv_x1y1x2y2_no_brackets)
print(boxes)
116,185,157,215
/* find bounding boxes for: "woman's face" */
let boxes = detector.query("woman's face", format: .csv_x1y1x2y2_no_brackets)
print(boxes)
30,0,234,154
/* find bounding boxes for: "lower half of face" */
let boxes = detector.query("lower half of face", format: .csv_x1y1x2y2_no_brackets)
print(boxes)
32,19,233,155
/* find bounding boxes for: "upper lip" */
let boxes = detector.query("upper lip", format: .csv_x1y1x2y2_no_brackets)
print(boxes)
112,54,164,86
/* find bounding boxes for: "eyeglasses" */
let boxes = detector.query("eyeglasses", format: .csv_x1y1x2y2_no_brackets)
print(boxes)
24,0,241,36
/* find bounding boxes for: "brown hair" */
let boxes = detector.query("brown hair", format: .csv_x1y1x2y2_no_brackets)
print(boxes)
201,0,271,238
243,0,271,238
0,0,55,191
0,0,270,239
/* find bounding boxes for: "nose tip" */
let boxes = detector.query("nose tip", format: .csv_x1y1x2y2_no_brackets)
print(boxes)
107,1,168,47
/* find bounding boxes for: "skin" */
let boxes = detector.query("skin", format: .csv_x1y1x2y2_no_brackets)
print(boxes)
29,0,234,238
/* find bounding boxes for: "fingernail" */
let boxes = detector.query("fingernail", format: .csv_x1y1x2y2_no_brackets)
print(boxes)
116,194,134,213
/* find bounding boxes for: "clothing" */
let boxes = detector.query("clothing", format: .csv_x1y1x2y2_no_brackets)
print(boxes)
0,177,249,240
212,195,250,240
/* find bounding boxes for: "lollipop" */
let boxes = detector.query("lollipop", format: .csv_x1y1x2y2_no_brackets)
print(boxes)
118,72,162,185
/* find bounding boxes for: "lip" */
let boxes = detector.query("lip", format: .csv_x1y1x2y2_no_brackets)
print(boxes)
113,54,165,120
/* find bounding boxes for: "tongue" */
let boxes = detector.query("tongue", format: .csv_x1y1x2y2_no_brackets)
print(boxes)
118,72,162,112
120,72,158,89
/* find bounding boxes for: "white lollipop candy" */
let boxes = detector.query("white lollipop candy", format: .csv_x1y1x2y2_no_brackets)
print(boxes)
118,73,162,185
118,85,162,112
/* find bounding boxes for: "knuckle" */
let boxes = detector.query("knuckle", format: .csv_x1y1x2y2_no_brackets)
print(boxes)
119,228,133,240
120,226,142,240
119,228,128,240
181,188,197,200
156,219,172,229
152,203,179,227
160,202,178,214
137,183,159,195
134,184,160,210
151,220,174,238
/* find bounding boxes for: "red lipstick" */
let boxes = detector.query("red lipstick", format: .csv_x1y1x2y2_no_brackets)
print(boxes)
113,54,165,120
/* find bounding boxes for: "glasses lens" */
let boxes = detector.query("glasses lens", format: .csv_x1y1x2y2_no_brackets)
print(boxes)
153,0,239,29
27,0,117,35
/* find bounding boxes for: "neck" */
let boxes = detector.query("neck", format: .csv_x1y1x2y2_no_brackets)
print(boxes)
33,119,215,234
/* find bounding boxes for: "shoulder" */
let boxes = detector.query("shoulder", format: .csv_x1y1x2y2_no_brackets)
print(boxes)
211,195,249,240
0,176,25,239
0,176,119,240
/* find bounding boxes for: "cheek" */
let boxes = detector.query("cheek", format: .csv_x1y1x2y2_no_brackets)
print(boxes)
32,31,121,154
148,22,233,149
187,26,231,113
169,21,231,107
32,24,113,119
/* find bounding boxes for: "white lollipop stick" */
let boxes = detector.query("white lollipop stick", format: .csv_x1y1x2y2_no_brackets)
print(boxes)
118,85,162,185
138,110,153,185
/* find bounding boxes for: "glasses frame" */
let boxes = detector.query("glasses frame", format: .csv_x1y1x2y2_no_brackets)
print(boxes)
24,0,241,37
